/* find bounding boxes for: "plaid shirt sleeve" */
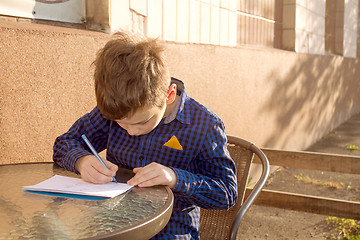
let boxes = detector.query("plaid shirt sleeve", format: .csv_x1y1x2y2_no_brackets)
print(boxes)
53,107,110,173
171,118,237,210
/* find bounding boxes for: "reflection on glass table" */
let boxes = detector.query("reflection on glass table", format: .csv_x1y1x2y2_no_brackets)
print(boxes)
0,163,173,240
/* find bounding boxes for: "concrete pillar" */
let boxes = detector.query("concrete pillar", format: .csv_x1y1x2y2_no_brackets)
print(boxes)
85,0,110,32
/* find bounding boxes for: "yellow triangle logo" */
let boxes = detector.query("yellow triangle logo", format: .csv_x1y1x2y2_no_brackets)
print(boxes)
164,135,183,151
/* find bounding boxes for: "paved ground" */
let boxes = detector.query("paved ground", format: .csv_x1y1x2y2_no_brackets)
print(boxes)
306,113,360,157
237,112,360,240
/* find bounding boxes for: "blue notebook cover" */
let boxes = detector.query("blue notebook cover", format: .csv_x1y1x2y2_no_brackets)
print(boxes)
24,190,107,201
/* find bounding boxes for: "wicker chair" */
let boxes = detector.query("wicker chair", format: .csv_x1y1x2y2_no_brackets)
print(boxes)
200,135,270,240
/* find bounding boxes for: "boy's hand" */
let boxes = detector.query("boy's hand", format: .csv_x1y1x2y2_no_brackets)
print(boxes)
75,155,118,184
127,162,177,189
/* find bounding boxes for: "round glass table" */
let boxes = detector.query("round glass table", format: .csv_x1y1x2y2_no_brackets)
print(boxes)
0,163,173,240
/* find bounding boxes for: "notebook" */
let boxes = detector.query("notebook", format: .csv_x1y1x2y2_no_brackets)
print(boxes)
23,175,133,201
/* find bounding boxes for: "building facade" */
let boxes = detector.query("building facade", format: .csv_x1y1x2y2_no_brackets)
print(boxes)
0,0,359,164
1,0,359,58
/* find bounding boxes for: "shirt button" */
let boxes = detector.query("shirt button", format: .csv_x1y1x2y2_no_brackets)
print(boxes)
139,156,144,161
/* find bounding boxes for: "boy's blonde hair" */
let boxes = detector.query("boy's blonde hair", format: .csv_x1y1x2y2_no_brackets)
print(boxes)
93,32,170,120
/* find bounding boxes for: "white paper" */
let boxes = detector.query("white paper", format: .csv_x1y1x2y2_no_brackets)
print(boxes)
23,175,133,198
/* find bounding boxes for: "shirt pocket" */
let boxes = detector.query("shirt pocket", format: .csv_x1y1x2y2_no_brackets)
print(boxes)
158,145,192,169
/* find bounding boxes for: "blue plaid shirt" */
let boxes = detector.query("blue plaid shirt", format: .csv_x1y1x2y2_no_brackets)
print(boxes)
53,78,237,239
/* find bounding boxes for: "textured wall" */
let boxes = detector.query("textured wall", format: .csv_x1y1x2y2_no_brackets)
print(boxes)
1,20,360,165
166,44,360,151
0,21,108,164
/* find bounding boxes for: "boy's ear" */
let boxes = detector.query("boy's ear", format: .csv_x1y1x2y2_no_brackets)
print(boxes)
166,84,177,104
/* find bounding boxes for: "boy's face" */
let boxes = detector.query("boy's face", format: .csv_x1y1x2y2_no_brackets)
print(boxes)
115,102,166,136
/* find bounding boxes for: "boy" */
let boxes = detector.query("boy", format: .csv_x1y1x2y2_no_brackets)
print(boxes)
53,33,237,239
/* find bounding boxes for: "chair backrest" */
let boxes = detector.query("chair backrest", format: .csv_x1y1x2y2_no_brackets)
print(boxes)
200,135,270,240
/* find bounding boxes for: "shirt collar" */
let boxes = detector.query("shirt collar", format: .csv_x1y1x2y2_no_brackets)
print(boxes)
164,77,191,125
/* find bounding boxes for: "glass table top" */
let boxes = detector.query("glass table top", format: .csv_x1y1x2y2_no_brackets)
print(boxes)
0,163,173,240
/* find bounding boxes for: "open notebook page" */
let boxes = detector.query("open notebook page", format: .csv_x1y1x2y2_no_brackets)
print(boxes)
23,175,133,198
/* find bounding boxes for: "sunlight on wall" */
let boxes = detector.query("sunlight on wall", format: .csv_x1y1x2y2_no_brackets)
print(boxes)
343,0,359,58
108,0,237,47
295,0,325,55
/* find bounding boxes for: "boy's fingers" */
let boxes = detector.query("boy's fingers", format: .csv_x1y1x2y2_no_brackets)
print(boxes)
105,160,118,171
91,159,117,177
127,163,176,188
83,170,101,184
129,164,158,182
77,155,116,184
106,161,118,176
133,167,142,173
81,167,102,183
137,176,162,187
84,158,115,183
86,164,113,184
127,169,152,186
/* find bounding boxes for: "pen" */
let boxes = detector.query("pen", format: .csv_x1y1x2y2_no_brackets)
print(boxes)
81,134,118,183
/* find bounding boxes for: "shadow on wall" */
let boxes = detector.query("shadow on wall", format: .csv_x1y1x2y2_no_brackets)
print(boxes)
260,54,360,150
